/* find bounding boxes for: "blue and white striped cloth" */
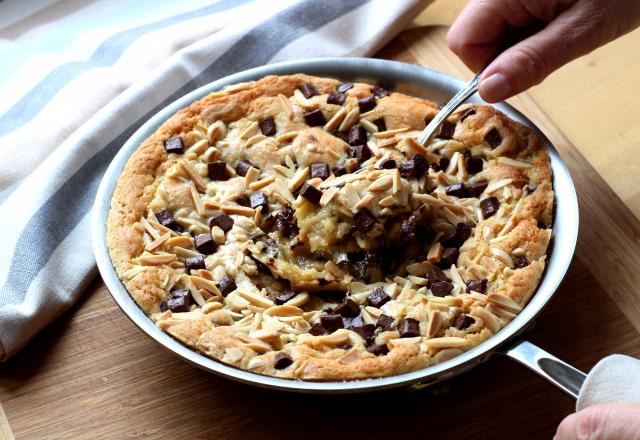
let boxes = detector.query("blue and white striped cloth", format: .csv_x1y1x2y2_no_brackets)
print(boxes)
0,0,428,360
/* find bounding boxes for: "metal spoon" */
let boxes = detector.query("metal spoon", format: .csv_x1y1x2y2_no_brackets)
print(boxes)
416,69,484,146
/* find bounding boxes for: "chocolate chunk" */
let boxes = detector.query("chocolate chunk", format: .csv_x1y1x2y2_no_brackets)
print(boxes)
217,276,237,297
459,108,476,122
399,216,417,244
171,288,190,300
466,182,488,198
378,159,396,169
433,156,450,172
207,161,231,181
299,182,323,204
454,314,475,330
185,255,205,274
164,136,184,154
367,288,391,308
377,314,394,329
373,118,387,132
441,222,472,248
466,156,484,174
274,352,293,369
413,154,429,175
348,125,367,146
155,209,180,231
334,298,360,318
160,296,189,313
445,183,466,198
367,343,390,356
331,130,349,143
371,85,390,98
439,247,459,268
299,83,318,99
437,121,456,139
320,314,344,333
310,163,330,180
428,265,450,286
273,206,298,238
195,233,216,255
327,91,346,106
431,281,453,297
351,251,383,283
352,323,375,341
258,116,276,136
304,109,326,127
513,256,529,268
466,279,487,293
309,323,328,336
348,144,372,164
480,197,500,218
210,214,234,232
250,192,269,213
398,160,417,178
353,209,376,233
485,127,502,148
333,166,347,177
358,95,377,113
235,195,251,207
275,289,296,305
398,318,420,338
337,82,354,93
235,160,254,177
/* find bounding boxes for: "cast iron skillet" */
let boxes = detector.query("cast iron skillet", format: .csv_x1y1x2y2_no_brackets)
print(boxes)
92,58,584,395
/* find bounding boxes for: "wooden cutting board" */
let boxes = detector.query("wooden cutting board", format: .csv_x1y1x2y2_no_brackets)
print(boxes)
2,26,640,440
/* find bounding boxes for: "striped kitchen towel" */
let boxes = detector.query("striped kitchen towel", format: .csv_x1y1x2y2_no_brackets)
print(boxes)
0,0,430,360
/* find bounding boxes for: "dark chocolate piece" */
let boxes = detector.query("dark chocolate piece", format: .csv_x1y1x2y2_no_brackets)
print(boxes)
377,314,394,329
348,144,372,164
333,166,347,177
445,183,466,198
207,161,230,181
433,157,450,172
373,118,387,132
334,298,360,318
428,265,450,286
309,323,328,336
310,163,330,180
466,182,488,198
299,183,322,204
337,82,354,93
164,136,184,154
217,276,237,297
485,127,502,148
466,156,484,174
258,116,276,136
331,130,349,143
273,206,298,238
327,91,346,106
274,352,293,369
353,209,376,233
185,255,205,274
413,154,429,175
431,281,453,297
304,109,326,127
250,192,269,213
235,160,254,177
454,314,475,330
439,247,459,268
348,125,367,146
367,288,391,308
352,323,375,341
378,159,396,169
320,314,344,333
299,83,318,99
171,288,190,300
194,233,216,255
441,222,472,248
367,343,390,356
480,197,500,218
371,85,390,98
155,209,180,231
437,121,456,139
466,279,487,293
358,95,377,113
160,296,189,313
210,214,234,232
459,108,476,122
513,256,529,269
275,289,296,305
398,318,420,338
398,160,417,178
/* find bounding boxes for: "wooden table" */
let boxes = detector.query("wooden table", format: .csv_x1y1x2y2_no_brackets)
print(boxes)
3,9,640,440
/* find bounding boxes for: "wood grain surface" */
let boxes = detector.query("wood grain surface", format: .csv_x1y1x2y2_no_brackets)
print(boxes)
2,16,640,440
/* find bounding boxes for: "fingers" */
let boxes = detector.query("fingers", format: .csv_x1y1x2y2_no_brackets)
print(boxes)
555,403,640,440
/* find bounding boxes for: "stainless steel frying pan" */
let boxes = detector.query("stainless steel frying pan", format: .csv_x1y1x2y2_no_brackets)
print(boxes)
92,58,584,395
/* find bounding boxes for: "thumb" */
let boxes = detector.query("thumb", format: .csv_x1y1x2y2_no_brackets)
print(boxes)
555,403,640,440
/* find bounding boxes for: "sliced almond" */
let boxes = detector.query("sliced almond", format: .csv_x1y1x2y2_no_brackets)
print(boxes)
277,131,298,143
190,276,222,296
424,337,468,349
249,175,275,191
323,107,347,132
278,94,294,119
359,119,378,133
221,205,255,216
264,305,304,317
354,193,374,210
288,166,310,192
180,161,207,193
145,232,171,252
427,242,442,262
373,127,409,138
427,310,442,338
166,236,193,248
137,253,176,265
237,290,274,308
368,175,393,192
434,348,464,363
487,293,522,314
485,178,513,194
378,194,396,207
319,186,339,207
338,106,360,132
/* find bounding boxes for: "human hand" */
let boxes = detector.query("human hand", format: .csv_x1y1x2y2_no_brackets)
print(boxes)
447,0,640,102
555,403,640,439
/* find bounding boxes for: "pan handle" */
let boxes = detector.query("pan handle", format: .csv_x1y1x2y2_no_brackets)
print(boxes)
500,340,587,398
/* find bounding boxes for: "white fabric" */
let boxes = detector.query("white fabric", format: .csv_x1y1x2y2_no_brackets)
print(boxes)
0,0,430,360
577,354,640,411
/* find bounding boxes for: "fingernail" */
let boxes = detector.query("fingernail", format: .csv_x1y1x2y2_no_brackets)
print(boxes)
479,72,511,102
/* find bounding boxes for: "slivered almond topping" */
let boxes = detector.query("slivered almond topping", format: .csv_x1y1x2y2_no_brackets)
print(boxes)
277,131,298,143
323,107,347,132
446,152,460,175
244,134,267,148
179,161,207,192
428,296,463,306
392,168,402,194
174,246,200,258
221,205,255,216
313,329,350,347
203,200,223,210
338,106,360,132
449,265,466,288
354,193,374,210
244,166,260,187
342,183,361,208
497,157,533,169
373,127,409,138
427,242,442,262
378,195,396,207
211,226,225,244
202,146,220,163
407,261,428,276
486,303,517,321
239,121,259,140
427,310,442,338
441,206,461,224
457,153,468,178
490,248,514,268
408,275,429,286
366,141,382,158
364,306,382,318
237,290,274,308
359,119,378,133
285,292,310,307
187,139,209,155
324,260,344,278
485,178,513,194
249,175,275,191
190,276,222,296
207,120,226,143
288,166,310,192
253,206,263,227
472,307,502,333
225,164,237,178
487,293,522,313
273,164,293,178
325,146,341,159
139,217,161,240
435,348,464,363
278,94,294,119
377,137,399,148
274,178,295,203
145,232,171,252
190,184,206,216
402,136,430,157
137,253,176,265
319,186,339,207
201,301,224,314
264,305,304,317
435,170,452,185
390,337,422,346
512,247,525,257
413,193,443,207
424,337,468,348
166,236,193,248
293,88,312,108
